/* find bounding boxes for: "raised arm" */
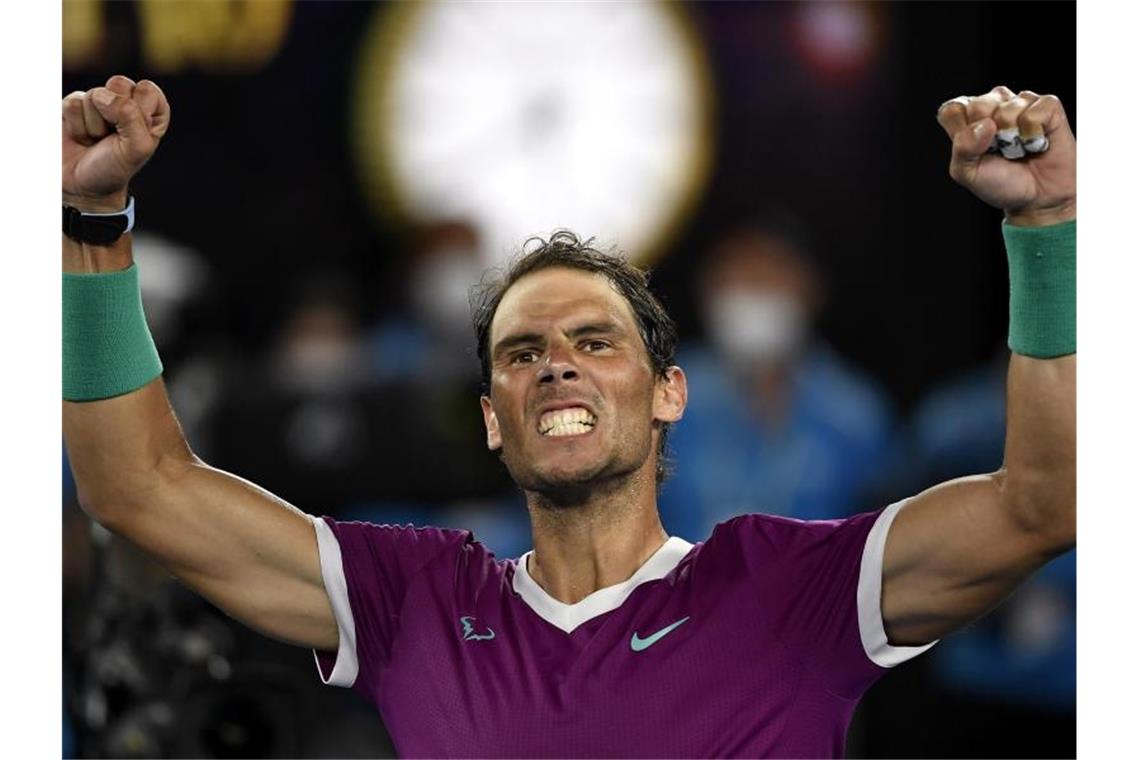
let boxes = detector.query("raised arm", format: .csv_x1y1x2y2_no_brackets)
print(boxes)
62,76,337,651
880,86,1076,645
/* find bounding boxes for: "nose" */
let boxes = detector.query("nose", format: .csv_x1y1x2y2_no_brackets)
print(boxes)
538,355,579,385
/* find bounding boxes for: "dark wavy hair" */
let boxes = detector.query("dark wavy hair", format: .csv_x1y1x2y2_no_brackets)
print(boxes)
471,230,679,484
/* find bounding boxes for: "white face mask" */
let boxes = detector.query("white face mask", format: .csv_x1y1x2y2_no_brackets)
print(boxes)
705,290,807,367
410,250,485,340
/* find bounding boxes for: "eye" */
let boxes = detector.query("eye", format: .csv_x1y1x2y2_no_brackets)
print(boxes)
511,350,539,364
582,340,611,352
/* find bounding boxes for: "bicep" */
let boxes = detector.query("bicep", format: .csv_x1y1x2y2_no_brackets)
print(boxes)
881,471,1060,645
108,457,339,651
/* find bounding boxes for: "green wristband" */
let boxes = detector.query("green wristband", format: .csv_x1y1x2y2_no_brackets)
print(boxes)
1003,218,1076,358
63,264,163,401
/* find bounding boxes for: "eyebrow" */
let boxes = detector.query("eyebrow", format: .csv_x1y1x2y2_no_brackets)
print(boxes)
492,321,625,360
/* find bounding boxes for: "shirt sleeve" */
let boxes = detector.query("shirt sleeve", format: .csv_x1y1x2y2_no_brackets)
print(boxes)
309,516,472,699
733,498,936,699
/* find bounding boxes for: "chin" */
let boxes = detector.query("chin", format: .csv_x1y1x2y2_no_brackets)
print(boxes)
516,460,607,493
511,449,647,499
499,426,652,497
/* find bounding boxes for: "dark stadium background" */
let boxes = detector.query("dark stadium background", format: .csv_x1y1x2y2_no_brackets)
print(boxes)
62,2,1076,758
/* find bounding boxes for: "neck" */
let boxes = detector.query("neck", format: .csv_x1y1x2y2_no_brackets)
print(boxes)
524,465,668,605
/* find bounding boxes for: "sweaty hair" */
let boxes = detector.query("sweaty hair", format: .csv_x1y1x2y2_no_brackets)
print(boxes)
471,230,679,484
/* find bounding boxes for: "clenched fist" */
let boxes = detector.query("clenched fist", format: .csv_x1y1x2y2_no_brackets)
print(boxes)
62,75,170,213
937,86,1075,227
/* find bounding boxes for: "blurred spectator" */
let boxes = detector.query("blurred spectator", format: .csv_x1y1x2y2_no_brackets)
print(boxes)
211,228,518,526
369,221,487,385
211,272,384,512
360,221,518,506
909,355,1076,713
272,278,374,396
344,221,527,556
659,214,901,540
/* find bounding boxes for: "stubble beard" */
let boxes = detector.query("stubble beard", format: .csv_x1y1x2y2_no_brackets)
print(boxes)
501,427,654,511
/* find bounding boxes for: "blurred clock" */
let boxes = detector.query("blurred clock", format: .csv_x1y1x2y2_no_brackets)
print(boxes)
353,0,713,266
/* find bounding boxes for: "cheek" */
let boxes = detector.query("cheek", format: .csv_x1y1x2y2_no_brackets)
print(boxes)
606,368,657,427
490,377,529,437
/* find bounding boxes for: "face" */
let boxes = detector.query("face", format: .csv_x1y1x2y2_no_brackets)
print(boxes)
697,232,821,367
480,267,686,494
700,231,818,311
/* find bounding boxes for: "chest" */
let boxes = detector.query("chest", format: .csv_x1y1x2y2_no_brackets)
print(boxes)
376,569,809,757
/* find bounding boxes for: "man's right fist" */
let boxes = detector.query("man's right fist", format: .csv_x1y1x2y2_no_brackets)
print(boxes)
62,75,170,212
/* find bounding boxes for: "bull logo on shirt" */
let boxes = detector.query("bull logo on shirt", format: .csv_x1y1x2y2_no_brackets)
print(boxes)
459,616,496,642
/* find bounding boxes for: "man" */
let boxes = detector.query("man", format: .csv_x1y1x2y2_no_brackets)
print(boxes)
63,77,1075,757
660,214,900,537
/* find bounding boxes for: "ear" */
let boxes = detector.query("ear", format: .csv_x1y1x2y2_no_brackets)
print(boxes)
652,365,687,424
480,395,502,451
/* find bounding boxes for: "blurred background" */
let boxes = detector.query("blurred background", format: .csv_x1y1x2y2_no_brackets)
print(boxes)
61,1,1075,757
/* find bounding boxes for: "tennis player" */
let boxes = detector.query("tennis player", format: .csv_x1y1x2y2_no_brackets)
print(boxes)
62,77,1075,757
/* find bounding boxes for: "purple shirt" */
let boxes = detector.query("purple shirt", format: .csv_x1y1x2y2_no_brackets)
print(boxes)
311,499,933,757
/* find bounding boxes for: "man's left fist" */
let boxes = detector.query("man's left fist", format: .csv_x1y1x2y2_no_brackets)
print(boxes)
937,86,1075,227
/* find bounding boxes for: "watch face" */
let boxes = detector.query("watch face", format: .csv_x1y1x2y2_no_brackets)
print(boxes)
354,0,712,265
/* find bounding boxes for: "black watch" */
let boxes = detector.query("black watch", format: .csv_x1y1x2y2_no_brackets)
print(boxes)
62,197,135,245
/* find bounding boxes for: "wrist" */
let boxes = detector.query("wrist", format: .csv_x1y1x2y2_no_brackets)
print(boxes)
62,188,130,214
1003,219,1076,359
63,263,163,401
1004,199,1076,228
62,233,133,274
62,194,136,271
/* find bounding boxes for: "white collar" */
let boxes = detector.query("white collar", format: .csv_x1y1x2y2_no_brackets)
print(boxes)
512,536,694,633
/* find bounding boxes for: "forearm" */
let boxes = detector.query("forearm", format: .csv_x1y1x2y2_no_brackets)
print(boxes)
998,214,1076,547
64,378,196,523
1001,353,1076,545
62,227,194,521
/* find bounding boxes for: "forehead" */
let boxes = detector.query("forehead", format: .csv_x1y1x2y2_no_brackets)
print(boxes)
704,233,812,291
491,267,639,341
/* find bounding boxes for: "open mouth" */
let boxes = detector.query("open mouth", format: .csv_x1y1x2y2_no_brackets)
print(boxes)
538,406,597,437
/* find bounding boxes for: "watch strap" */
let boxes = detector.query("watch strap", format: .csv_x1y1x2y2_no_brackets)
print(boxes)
63,196,135,245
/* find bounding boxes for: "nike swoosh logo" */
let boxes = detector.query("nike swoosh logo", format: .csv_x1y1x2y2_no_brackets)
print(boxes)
630,616,690,652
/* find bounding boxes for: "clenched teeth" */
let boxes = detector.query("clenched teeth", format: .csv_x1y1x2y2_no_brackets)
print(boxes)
545,422,593,437
539,407,597,436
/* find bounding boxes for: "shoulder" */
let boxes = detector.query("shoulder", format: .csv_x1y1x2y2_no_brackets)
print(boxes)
316,517,493,577
713,509,882,542
320,517,473,549
704,509,885,575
